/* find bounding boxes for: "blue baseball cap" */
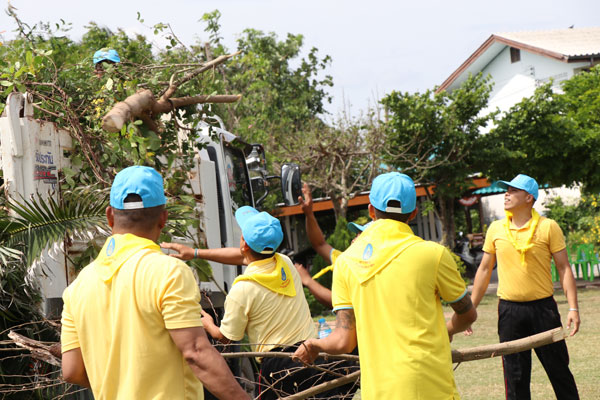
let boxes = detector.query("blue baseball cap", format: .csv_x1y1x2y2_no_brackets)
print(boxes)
110,166,166,210
347,221,372,234
497,174,539,200
235,206,284,254
369,172,417,214
93,49,121,65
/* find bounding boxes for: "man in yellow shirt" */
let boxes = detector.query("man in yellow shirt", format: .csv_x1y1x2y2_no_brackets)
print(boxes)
165,206,358,399
470,174,580,400
60,166,248,400
294,172,477,399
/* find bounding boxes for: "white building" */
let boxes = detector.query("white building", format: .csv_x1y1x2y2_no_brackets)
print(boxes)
439,27,600,224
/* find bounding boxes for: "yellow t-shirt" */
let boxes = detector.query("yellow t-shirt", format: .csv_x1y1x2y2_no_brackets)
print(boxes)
483,216,566,301
332,219,466,400
220,253,317,353
61,234,204,400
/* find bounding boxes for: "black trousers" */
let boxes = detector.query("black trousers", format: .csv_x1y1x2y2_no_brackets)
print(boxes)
258,342,359,400
498,297,579,400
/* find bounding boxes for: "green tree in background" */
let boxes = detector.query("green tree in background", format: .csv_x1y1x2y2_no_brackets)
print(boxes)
381,74,494,246
481,65,600,191
196,10,333,158
199,11,386,221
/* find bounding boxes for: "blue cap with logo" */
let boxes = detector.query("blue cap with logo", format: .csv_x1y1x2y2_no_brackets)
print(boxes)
110,166,166,210
93,49,121,65
347,221,372,234
497,174,539,200
235,206,284,254
369,172,417,214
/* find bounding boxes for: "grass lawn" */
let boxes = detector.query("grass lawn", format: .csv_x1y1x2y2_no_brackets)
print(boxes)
448,287,600,400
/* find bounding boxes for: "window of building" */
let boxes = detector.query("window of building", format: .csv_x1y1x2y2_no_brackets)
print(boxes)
510,47,521,63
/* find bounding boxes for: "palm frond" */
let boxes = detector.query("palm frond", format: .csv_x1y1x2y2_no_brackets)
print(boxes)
0,187,110,266
164,202,197,240
0,245,23,265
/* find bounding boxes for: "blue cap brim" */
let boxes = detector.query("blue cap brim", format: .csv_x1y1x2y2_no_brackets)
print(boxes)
496,180,538,200
347,222,365,234
497,180,532,192
496,181,511,190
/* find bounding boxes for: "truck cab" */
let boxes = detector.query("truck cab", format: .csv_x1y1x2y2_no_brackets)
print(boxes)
0,92,301,317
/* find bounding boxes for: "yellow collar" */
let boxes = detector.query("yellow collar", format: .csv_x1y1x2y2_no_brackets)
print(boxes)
94,234,159,282
503,209,541,266
341,219,423,284
233,254,296,297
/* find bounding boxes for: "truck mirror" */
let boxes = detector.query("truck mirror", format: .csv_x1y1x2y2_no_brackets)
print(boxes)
246,144,267,175
281,163,301,206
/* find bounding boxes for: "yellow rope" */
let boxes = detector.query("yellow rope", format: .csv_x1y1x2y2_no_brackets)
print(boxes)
312,265,333,279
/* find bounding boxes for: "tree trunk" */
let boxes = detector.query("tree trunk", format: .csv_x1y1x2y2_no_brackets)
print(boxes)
438,196,456,248
330,194,348,222
102,89,241,133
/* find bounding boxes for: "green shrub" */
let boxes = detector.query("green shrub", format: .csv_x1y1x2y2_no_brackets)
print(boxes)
545,193,600,250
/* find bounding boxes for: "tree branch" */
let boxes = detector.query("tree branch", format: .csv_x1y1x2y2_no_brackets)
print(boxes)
280,370,361,400
159,51,241,99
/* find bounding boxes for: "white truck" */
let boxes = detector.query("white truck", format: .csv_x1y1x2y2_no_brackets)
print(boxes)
0,92,302,319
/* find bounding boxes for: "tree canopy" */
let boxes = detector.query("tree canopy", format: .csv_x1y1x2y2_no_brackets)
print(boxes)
481,65,600,191
381,74,495,245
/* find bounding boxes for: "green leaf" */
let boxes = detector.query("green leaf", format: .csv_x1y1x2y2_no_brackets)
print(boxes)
146,130,161,151
105,78,114,91
33,55,43,67
62,166,77,178
0,80,13,87
14,66,27,78
1,187,109,266
71,154,83,168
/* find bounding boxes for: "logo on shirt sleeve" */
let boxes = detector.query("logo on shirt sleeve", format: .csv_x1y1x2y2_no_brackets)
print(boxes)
363,243,373,260
281,267,287,281
106,237,116,256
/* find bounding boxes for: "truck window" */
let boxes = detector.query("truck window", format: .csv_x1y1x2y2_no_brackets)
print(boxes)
223,143,252,211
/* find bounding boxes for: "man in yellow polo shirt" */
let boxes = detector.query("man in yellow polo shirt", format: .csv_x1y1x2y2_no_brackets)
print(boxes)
172,206,358,399
60,166,248,400
470,174,580,400
294,172,477,399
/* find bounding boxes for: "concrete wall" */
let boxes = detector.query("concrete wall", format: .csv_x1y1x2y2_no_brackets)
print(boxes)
481,46,590,116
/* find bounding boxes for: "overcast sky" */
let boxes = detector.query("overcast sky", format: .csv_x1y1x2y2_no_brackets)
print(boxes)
1,0,599,115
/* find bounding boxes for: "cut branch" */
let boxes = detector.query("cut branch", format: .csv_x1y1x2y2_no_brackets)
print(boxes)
280,370,360,400
153,95,242,114
221,351,359,362
169,51,241,92
102,89,241,133
102,51,241,133
451,327,567,363
8,331,61,367
7,326,567,399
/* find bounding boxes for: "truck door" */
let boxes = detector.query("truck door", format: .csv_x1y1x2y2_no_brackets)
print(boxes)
0,92,73,318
